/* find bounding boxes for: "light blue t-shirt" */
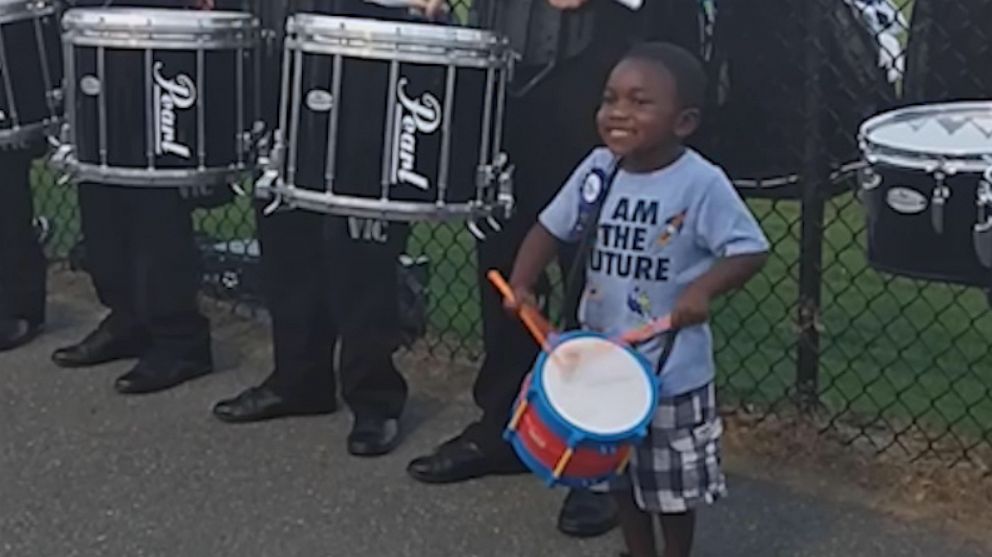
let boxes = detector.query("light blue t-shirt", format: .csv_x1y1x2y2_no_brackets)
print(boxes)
539,147,770,397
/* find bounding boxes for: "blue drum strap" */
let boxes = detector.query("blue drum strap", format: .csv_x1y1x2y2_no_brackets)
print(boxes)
560,157,622,330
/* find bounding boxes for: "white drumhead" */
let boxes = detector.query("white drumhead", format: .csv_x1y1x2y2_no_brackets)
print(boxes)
62,8,256,34
541,336,653,437
862,102,992,159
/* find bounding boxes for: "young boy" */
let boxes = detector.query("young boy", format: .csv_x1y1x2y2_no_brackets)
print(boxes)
505,42,770,557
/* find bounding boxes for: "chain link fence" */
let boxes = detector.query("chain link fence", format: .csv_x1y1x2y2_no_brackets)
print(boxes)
31,0,992,470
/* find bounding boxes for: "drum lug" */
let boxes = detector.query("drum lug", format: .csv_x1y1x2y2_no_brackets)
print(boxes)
974,180,992,268
859,166,881,191
930,173,950,235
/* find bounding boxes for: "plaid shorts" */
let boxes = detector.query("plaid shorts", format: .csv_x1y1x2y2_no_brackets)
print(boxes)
601,381,727,513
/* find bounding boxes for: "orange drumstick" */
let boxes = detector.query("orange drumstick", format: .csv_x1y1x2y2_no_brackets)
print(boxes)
487,270,554,352
617,314,673,345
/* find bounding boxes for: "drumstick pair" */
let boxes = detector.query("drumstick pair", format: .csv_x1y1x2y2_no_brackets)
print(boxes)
486,270,673,351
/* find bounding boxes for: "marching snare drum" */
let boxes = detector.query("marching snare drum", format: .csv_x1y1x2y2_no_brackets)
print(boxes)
504,332,658,488
0,0,61,148
256,14,514,222
859,101,992,286
51,8,259,187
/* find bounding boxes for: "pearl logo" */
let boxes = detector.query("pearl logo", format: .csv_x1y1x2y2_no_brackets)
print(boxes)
153,61,197,159
390,77,441,191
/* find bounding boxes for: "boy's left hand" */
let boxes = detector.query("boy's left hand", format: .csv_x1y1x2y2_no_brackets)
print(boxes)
671,285,711,329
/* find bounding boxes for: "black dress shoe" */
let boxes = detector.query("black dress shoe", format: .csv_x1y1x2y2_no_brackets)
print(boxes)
347,416,401,457
406,436,526,484
52,327,147,368
0,318,42,352
557,488,618,538
114,355,212,395
213,386,337,423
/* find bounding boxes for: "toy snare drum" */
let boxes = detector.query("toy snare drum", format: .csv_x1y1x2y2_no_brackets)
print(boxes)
504,332,658,488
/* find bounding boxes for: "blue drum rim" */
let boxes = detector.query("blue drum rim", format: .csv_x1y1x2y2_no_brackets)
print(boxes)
531,330,658,446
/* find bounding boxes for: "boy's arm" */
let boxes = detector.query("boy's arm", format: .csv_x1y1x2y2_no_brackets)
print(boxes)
671,252,767,328
675,172,771,328
506,224,560,309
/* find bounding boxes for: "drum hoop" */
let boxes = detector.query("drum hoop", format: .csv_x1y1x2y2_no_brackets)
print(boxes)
259,183,510,223
0,0,55,25
859,101,992,173
57,161,249,188
64,33,257,50
533,331,657,443
288,14,507,55
288,37,508,69
62,8,258,36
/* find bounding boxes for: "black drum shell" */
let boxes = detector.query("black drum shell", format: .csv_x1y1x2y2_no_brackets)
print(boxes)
862,163,989,286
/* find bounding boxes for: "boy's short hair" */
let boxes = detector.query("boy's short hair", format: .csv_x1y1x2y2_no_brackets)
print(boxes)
623,42,707,110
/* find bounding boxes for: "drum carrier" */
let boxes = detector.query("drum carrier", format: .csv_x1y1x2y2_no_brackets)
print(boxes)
256,14,515,222
0,0,61,149
859,101,992,286
50,8,261,188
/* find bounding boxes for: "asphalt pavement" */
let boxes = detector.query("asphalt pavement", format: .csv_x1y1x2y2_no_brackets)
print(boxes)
1,287,989,557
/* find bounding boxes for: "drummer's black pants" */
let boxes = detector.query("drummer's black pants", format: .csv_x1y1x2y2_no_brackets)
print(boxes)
77,184,210,363
0,149,46,326
464,45,627,461
256,206,410,419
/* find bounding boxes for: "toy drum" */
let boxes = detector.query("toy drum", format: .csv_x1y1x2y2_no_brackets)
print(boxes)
504,332,658,488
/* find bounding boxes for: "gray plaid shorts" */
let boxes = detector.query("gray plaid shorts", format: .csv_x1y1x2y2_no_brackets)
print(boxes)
600,381,727,513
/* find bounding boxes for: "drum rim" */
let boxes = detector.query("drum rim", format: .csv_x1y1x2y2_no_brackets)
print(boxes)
859,101,992,166
0,0,55,21
534,331,657,442
288,13,506,51
62,7,258,34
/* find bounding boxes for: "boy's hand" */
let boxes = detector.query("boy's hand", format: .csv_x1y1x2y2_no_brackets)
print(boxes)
411,0,449,20
671,285,711,329
503,285,538,315
547,0,589,9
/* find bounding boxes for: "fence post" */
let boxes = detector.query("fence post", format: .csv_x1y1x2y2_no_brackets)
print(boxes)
796,0,827,409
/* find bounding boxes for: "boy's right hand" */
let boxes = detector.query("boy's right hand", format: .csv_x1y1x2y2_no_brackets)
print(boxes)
503,285,538,315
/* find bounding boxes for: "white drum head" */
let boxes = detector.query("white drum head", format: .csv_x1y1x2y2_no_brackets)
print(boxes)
860,102,992,173
541,336,653,437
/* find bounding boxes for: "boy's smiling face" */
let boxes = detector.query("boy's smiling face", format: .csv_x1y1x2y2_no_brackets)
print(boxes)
596,58,700,170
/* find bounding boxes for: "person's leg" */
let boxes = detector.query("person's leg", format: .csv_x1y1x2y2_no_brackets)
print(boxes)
332,217,410,456
0,149,46,350
53,183,149,367
615,488,658,557
213,206,338,422
114,188,211,394
658,512,695,557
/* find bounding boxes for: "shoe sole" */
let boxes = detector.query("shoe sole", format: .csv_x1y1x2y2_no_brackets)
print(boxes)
406,464,527,485
52,352,143,369
213,406,337,424
114,367,213,395
556,520,619,539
